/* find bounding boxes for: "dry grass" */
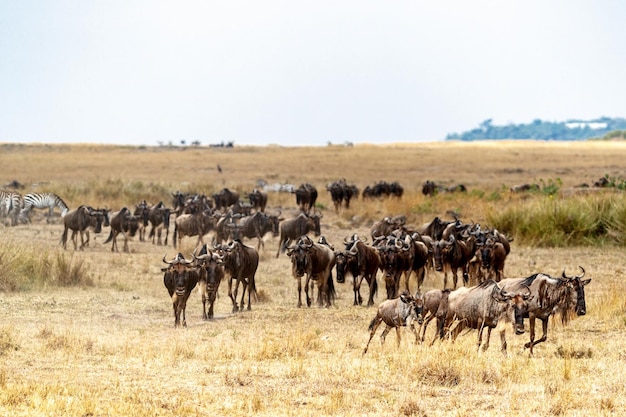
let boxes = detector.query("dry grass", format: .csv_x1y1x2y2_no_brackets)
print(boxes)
1,141,626,416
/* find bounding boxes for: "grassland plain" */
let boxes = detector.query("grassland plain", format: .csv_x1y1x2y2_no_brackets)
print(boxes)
1,141,626,416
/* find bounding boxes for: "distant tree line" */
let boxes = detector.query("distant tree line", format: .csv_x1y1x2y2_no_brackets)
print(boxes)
446,117,626,141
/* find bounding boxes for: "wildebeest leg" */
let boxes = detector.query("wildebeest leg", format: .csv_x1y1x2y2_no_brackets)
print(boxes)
499,329,507,353
364,317,383,354
452,268,459,289
228,276,238,312
353,275,364,306
238,278,247,311
297,276,303,308
366,275,377,307
416,267,425,292
180,297,188,327
462,265,469,287
306,276,314,307
526,317,548,355
199,280,208,320
378,325,393,347
442,271,449,290
173,300,181,327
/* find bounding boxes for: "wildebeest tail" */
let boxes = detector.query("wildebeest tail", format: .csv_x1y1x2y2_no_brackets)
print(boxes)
327,271,336,303
371,276,378,299
368,316,379,332
103,229,114,244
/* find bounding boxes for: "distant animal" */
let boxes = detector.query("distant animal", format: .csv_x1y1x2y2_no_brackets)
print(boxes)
363,292,424,354
276,212,322,257
326,179,358,212
498,267,590,355
212,188,240,211
247,188,268,212
510,183,539,193
0,190,22,226
104,207,140,252
133,200,151,241
294,183,318,214
19,192,69,223
60,205,106,250
225,211,283,251
162,253,199,327
147,202,172,245
173,210,217,249
286,235,336,308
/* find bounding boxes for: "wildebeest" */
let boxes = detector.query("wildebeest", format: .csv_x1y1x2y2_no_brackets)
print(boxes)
147,202,172,245
61,205,106,250
335,234,380,306
212,188,240,211
286,235,336,308
376,235,414,299
326,179,358,212
219,239,259,313
225,211,283,251
498,267,590,355
276,212,322,257
173,210,217,249
418,288,451,344
363,292,424,354
370,215,406,241
417,216,454,241
432,234,472,289
133,200,150,242
162,253,199,327
104,207,140,252
476,238,507,282
294,183,318,214
362,181,403,199
247,188,268,212
422,180,466,196
193,244,225,320
435,280,532,353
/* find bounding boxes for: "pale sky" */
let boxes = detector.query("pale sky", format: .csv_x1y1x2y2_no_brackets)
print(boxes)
1,1,624,147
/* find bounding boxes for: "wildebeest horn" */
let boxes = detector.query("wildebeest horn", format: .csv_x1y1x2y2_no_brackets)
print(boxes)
343,235,351,244
302,235,314,248
522,285,532,300
348,245,358,256
562,265,586,281
162,254,171,265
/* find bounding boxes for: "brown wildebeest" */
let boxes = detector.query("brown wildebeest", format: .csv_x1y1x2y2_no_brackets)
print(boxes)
225,210,283,251
276,212,321,258
193,244,225,320
363,292,424,354
499,266,591,355
173,210,217,249
435,280,532,353
147,202,172,246
334,234,380,306
432,234,472,289
286,235,336,308
104,207,140,252
162,253,199,327
218,239,259,313
61,205,106,250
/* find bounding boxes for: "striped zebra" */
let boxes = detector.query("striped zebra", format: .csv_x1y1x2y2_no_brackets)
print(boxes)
0,190,22,226
19,192,69,223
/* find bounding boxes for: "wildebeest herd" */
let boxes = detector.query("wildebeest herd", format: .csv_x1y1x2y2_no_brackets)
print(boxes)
0,181,591,356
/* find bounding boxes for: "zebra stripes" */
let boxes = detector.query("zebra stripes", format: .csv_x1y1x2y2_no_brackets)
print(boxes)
20,192,69,222
0,190,22,225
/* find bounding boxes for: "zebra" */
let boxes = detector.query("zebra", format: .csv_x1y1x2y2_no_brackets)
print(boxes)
0,190,22,226
19,192,69,223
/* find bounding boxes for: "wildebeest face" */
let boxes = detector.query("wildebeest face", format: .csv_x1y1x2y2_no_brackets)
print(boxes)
432,242,445,271
479,245,492,269
335,252,347,283
290,248,309,277
571,277,591,316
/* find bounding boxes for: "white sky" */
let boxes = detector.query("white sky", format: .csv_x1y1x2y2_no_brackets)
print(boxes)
1,1,624,146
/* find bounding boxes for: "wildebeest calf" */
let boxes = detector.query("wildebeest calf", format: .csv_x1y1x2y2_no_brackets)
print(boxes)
363,292,424,354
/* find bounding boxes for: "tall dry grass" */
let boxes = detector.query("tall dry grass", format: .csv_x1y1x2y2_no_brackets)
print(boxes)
1,142,626,416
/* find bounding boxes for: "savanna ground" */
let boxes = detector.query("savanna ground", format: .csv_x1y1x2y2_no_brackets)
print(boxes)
1,141,626,417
